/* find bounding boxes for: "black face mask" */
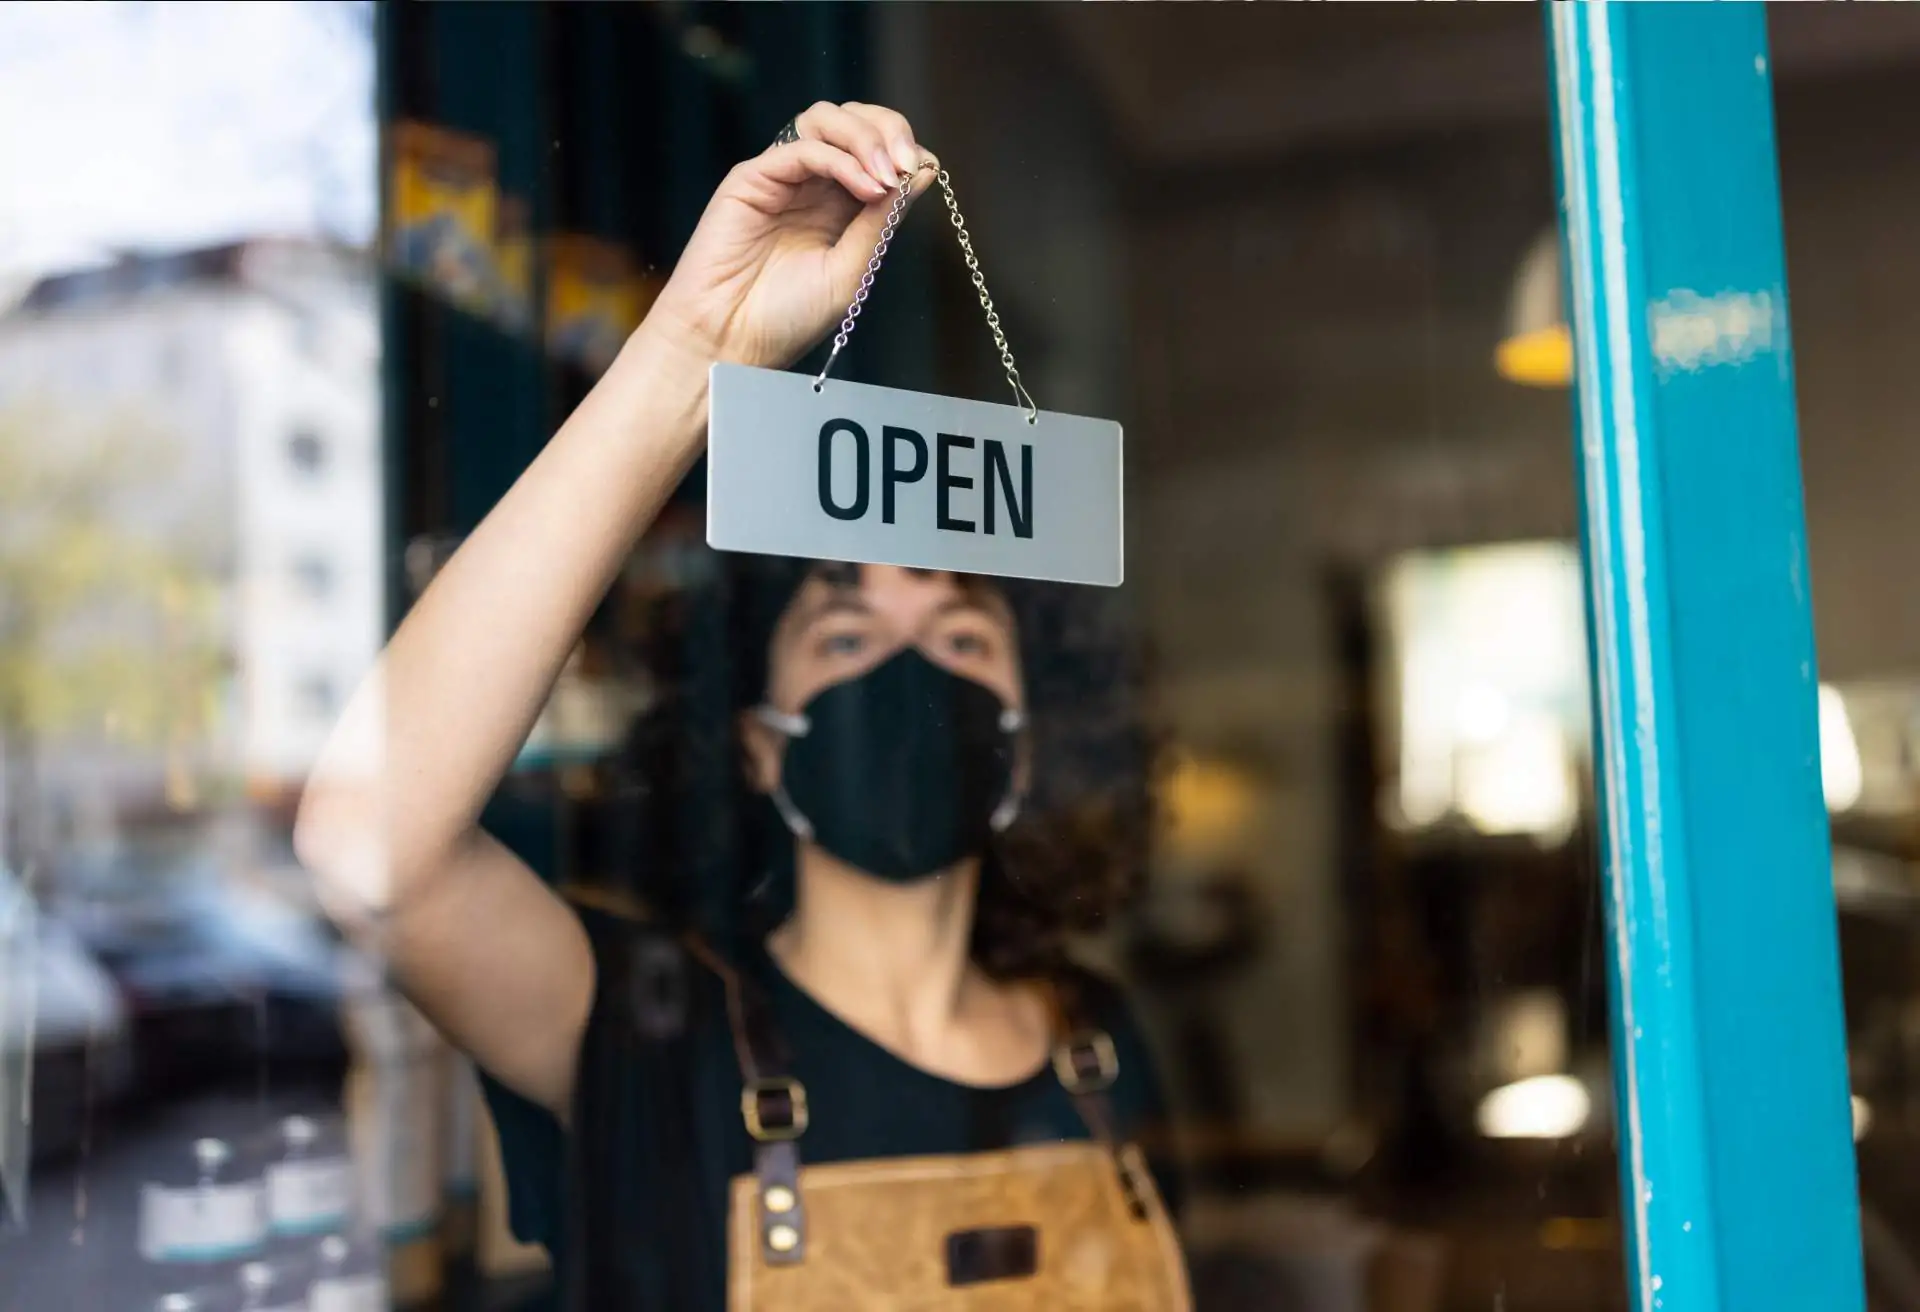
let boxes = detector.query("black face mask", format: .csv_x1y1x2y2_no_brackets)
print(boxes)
756,648,1023,884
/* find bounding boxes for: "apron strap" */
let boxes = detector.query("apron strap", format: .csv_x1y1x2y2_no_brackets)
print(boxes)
686,935,811,1267
567,916,703,1312
1045,977,1154,1221
695,946,1157,1271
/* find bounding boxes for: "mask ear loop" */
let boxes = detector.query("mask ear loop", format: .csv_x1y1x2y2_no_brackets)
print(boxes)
753,705,816,840
990,706,1027,833
759,702,1026,834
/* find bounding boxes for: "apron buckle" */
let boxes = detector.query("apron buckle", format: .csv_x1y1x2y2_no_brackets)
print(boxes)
742,1076,810,1142
1053,1029,1119,1095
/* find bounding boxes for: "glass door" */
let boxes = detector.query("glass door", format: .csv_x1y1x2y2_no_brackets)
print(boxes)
3,5,1897,1311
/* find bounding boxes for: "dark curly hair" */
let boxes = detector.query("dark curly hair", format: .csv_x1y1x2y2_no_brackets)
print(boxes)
610,550,1161,981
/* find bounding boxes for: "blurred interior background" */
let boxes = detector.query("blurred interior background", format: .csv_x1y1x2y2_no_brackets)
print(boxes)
3,4,1920,1311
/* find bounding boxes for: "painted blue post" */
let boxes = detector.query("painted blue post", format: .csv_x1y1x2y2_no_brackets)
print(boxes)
1547,5,1863,1311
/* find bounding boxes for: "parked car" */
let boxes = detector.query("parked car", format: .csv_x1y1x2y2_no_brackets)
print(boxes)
48,838,352,1094
0,867,135,1174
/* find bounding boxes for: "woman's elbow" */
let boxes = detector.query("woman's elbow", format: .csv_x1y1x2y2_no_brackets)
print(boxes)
294,783,414,931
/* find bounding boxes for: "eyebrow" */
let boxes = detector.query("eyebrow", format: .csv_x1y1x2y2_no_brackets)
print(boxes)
926,594,1017,642
932,595,994,620
792,592,872,630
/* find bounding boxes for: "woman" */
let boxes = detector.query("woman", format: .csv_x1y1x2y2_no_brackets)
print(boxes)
297,102,1184,1309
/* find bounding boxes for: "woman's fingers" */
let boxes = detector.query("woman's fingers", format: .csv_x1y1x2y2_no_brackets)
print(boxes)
736,101,934,301
840,102,927,180
801,105,936,302
793,100,902,190
750,138,889,205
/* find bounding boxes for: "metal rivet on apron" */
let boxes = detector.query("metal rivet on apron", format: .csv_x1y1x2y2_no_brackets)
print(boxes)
767,1223,800,1254
763,1185,796,1214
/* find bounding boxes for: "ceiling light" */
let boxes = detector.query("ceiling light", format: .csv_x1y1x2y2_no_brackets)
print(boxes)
1496,230,1572,389
1476,1074,1592,1140
1819,683,1864,813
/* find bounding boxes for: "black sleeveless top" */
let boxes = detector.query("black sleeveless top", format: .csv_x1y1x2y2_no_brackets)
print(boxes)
480,906,1182,1311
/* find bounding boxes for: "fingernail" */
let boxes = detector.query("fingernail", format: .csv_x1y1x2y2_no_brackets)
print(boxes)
869,150,896,186
891,139,921,176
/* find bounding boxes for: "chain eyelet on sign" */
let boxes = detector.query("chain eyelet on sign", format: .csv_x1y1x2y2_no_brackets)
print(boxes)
813,166,1039,424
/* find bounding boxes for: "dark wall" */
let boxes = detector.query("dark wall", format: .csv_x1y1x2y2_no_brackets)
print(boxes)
1775,68,1920,680
903,6,1920,1138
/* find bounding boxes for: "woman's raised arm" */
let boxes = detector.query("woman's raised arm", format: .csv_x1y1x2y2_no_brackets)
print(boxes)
294,103,932,1114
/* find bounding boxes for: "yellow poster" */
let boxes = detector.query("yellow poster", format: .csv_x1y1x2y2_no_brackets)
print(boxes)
388,121,499,314
545,235,659,374
492,196,534,333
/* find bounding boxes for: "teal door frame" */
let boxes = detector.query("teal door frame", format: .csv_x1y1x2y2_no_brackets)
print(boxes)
1548,5,1863,1309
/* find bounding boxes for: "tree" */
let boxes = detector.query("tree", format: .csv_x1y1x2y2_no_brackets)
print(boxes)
0,402,225,1226
0,404,226,857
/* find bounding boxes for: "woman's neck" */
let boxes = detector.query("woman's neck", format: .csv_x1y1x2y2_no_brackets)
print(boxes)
767,841,983,1055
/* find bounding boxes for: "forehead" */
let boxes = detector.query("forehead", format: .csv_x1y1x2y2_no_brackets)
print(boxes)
781,563,1009,623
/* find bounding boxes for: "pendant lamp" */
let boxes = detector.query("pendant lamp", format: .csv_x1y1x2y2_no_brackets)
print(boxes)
1495,229,1572,388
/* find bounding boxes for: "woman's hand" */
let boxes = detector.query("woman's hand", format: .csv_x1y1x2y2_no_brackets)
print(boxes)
643,102,933,371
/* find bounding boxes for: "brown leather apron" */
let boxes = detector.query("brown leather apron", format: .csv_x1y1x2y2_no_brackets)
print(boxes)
687,941,1193,1311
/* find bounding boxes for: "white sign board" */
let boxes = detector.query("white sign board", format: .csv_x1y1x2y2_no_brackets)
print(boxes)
707,364,1123,587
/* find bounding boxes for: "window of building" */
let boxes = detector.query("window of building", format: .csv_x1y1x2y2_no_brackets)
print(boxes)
295,674,338,720
290,554,334,600
288,428,327,476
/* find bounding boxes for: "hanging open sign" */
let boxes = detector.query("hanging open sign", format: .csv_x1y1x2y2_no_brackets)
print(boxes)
707,365,1122,586
705,166,1125,588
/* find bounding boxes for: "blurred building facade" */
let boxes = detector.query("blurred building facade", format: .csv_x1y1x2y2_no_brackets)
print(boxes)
0,240,381,825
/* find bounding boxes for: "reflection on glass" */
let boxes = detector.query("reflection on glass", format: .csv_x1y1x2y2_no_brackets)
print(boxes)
0,1,382,1305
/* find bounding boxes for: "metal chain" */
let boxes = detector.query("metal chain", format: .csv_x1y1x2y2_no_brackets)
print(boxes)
814,175,916,392
930,168,1037,421
815,166,1039,424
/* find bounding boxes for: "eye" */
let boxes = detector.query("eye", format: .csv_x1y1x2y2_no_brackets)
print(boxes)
936,616,1003,661
818,630,867,658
